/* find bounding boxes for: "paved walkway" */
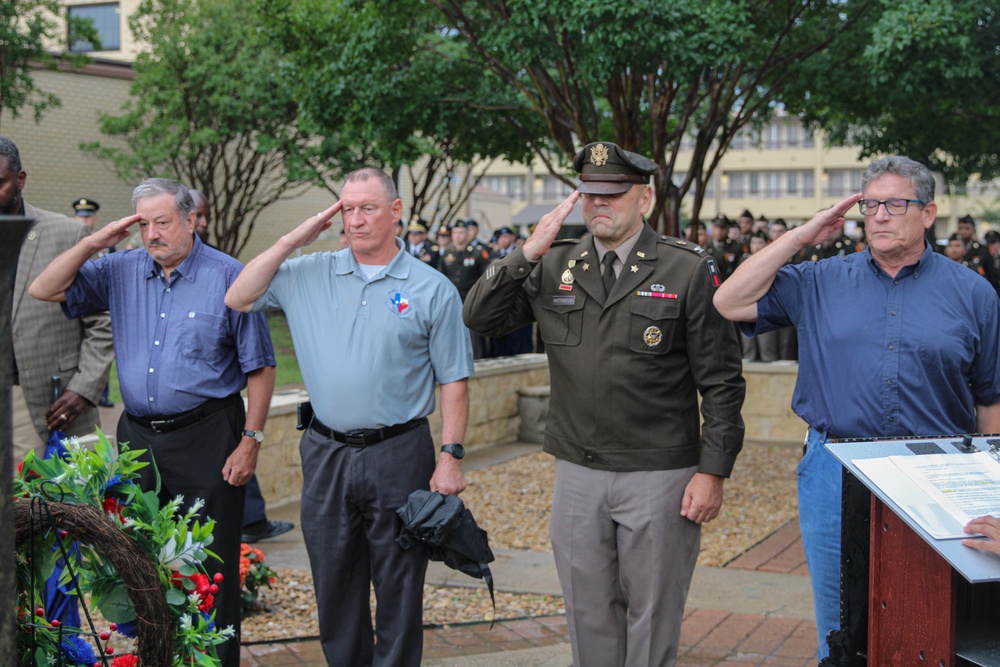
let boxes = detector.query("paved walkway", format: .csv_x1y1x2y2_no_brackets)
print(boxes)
234,443,817,667
97,407,817,666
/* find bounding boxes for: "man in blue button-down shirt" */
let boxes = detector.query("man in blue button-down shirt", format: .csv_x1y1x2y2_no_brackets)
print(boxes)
30,178,276,667
715,155,1000,661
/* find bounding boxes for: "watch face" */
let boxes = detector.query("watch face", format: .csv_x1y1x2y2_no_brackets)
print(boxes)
444,443,465,459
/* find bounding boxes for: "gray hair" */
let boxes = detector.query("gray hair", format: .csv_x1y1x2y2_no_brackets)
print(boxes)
131,178,195,217
861,156,935,204
344,168,399,202
0,136,23,174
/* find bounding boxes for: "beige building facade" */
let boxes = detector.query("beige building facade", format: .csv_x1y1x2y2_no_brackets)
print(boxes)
11,1,998,258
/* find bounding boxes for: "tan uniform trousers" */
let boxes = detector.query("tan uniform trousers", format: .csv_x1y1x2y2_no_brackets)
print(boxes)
12,384,46,464
550,459,701,667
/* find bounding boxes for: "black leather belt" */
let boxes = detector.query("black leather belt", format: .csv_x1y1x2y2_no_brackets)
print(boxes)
127,394,240,433
310,416,426,447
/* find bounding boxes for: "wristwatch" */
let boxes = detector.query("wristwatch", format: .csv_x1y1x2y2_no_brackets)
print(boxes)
242,429,264,444
441,443,465,460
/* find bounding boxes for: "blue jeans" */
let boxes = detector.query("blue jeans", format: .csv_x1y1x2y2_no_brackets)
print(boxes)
798,426,843,661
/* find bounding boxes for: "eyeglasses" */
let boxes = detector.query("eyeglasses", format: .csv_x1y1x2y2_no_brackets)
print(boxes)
858,198,925,216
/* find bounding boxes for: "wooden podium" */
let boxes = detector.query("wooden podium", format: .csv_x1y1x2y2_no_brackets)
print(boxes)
828,437,1000,667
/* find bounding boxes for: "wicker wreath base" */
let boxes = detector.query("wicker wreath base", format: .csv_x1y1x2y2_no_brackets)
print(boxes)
14,498,174,667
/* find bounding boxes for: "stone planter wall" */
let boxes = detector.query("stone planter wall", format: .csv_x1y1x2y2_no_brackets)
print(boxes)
255,356,802,508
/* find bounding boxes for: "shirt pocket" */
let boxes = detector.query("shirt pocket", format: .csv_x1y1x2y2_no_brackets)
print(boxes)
539,292,586,346
628,297,680,354
177,311,229,362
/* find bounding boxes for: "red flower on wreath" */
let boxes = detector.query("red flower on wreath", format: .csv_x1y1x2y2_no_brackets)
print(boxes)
111,654,138,667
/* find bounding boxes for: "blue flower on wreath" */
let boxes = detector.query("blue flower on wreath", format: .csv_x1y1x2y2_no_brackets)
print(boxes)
60,634,96,665
201,611,215,632
116,619,138,638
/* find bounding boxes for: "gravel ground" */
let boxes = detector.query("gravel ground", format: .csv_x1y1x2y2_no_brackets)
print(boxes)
242,444,800,642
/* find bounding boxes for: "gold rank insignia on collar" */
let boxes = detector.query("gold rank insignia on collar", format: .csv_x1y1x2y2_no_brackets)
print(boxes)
582,262,590,271
590,143,609,166
630,265,638,272
580,251,589,258
636,251,646,258
568,260,576,268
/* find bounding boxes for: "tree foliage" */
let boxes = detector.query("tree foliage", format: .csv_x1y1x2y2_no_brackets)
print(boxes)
257,0,551,227
0,0,98,130
429,0,873,235
789,0,1000,186
82,0,341,256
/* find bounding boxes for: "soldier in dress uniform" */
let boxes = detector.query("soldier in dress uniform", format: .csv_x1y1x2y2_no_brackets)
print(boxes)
709,215,740,280
72,198,100,230
463,141,745,667
440,220,492,358
957,214,1000,291
463,218,489,252
404,219,440,269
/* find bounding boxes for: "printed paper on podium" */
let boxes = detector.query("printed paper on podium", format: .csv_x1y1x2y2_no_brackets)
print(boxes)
854,452,1000,540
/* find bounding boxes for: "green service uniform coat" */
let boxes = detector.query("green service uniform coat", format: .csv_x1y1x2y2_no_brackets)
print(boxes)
464,224,745,476
440,243,492,300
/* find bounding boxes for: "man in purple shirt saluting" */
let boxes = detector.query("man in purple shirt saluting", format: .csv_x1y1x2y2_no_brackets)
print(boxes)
30,177,276,667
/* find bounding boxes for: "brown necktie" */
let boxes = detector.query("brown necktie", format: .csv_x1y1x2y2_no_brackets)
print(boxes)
602,252,618,300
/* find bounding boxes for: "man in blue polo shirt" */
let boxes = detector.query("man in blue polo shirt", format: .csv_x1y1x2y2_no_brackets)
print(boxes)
714,155,1000,661
225,167,473,667
30,178,276,667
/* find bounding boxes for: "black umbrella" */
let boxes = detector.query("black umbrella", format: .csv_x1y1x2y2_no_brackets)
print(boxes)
395,490,496,622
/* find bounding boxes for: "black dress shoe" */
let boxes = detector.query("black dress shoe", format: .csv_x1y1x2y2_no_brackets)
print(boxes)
242,519,294,543
98,398,115,408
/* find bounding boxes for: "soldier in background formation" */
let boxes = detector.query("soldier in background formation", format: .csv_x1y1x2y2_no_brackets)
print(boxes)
404,219,440,269
439,219,492,359
956,214,1000,293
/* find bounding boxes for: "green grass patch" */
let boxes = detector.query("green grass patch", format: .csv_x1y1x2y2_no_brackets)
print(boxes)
106,311,303,404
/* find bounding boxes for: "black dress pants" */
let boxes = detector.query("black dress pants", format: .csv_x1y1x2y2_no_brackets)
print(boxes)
117,396,246,667
299,422,436,667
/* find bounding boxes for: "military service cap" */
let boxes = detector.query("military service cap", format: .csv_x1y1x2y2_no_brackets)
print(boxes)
452,220,467,228
573,142,657,195
959,214,976,226
740,209,753,219
465,218,480,228
407,221,429,234
711,215,731,227
72,198,100,217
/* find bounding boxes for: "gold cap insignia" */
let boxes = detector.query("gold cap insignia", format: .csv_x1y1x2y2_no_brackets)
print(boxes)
643,326,662,347
561,269,575,285
590,143,609,166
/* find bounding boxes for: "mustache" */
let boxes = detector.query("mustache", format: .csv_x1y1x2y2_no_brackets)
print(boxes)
147,240,167,247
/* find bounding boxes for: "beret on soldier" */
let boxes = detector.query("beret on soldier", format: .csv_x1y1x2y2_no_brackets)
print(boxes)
452,220,467,229
573,142,657,195
959,214,976,226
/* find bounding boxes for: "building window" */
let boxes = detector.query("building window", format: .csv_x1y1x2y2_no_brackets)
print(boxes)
483,175,526,200
539,176,574,200
825,170,864,197
68,3,121,52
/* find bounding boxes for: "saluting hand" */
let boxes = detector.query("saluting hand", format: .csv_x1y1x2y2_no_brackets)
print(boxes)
93,214,141,251
793,194,862,249
282,201,343,251
522,191,581,262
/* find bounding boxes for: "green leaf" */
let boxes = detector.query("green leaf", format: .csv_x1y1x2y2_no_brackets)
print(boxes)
93,583,137,624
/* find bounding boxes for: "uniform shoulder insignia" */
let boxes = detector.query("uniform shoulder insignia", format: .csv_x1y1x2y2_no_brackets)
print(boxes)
659,235,709,256
551,239,581,245
431,244,439,251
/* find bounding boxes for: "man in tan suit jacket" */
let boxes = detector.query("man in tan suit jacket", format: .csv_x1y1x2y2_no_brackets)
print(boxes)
1,136,113,462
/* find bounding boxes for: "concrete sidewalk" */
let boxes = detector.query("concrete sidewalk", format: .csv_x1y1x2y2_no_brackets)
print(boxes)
236,441,818,667
97,407,817,666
